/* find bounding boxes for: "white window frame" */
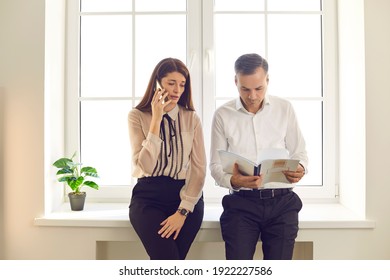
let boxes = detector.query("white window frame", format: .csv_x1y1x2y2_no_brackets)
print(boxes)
201,0,339,203
63,0,338,205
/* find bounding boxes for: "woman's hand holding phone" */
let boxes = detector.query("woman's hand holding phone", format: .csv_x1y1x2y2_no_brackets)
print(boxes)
155,80,170,104
151,81,172,123
149,82,171,135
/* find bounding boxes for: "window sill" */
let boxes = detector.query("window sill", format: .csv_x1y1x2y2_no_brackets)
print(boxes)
34,202,375,229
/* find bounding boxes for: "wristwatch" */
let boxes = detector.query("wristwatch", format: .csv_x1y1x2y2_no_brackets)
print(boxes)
177,208,189,217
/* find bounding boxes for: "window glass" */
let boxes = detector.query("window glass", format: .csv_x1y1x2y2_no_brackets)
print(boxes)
215,14,266,99
268,0,321,11
135,0,186,11
81,100,133,186
290,100,323,186
214,0,264,11
80,15,132,98
81,0,133,12
134,15,186,97
267,14,322,98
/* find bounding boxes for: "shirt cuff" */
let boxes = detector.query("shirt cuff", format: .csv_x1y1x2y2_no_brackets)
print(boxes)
222,174,241,191
179,200,195,213
299,162,308,175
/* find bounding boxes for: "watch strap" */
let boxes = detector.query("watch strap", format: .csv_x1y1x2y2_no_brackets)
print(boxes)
177,208,189,216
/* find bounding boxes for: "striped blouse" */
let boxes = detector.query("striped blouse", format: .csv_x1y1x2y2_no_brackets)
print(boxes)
127,105,206,212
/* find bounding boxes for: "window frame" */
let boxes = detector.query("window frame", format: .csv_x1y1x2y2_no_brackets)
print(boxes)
201,0,338,203
64,0,338,204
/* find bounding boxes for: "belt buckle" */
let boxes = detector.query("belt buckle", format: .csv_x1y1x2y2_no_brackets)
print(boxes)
259,189,274,199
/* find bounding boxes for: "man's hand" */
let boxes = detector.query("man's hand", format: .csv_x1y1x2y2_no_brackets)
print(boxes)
283,164,305,183
230,163,262,189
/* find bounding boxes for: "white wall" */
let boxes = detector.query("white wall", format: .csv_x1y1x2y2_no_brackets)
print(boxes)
1,0,390,260
0,87,4,259
364,0,390,257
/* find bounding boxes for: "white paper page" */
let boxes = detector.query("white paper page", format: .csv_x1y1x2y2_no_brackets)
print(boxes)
256,148,289,164
218,150,257,176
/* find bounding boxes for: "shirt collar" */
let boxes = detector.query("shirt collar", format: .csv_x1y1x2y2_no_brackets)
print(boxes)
235,95,270,113
164,105,179,120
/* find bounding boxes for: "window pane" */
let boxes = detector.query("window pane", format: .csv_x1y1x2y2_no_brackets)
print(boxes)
214,0,264,11
134,15,186,97
268,0,321,11
81,100,133,186
135,0,186,11
81,0,133,12
80,15,132,98
215,14,266,98
216,99,233,110
291,100,322,186
267,15,322,98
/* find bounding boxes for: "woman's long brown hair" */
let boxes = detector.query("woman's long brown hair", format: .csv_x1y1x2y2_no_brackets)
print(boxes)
136,58,195,112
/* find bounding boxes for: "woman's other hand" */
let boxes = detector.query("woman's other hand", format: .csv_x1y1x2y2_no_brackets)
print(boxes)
158,211,187,240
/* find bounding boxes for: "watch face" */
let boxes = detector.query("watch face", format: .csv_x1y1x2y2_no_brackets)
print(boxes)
178,208,189,216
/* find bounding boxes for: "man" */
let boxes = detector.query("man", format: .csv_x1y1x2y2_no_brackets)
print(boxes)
210,53,308,260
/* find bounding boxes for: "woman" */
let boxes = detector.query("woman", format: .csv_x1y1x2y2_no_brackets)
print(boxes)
128,58,206,260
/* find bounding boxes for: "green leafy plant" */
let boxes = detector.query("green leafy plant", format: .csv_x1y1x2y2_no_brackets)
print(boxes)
53,152,99,193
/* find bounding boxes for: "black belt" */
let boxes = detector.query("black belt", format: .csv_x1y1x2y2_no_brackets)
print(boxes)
233,188,292,199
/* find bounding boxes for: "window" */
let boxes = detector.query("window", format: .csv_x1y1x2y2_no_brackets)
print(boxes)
66,0,337,203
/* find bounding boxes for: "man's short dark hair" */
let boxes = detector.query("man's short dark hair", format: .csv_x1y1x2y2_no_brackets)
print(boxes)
234,53,269,75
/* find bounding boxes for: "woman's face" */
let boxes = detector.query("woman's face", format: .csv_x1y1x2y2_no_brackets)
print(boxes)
160,71,186,107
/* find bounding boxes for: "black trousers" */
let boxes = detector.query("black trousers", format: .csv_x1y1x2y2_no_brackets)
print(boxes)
129,176,204,260
220,189,302,260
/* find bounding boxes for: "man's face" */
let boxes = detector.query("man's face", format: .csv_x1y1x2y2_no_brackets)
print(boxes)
235,67,269,113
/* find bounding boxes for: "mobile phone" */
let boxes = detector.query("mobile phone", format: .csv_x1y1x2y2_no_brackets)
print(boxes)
155,80,163,92
156,80,169,103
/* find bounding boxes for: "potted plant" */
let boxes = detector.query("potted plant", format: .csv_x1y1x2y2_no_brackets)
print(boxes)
53,152,99,211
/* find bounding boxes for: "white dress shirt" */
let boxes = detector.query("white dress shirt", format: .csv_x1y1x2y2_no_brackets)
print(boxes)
209,95,308,190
